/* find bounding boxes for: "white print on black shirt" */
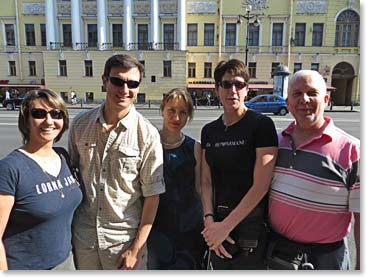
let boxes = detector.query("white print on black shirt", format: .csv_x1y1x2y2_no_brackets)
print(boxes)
35,175,77,195
205,140,246,148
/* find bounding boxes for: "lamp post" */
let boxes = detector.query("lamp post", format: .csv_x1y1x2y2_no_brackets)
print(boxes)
237,5,262,66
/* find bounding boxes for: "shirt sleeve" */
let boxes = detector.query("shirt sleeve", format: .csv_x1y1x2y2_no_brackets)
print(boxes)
348,142,360,212
255,115,279,148
139,128,165,197
0,159,17,195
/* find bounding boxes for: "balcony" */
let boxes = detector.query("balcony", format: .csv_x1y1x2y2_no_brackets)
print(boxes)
154,42,179,51
128,42,154,51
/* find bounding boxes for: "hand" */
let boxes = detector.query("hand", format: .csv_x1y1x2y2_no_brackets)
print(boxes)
212,237,236,259
201,221,232,250
116,248,139,270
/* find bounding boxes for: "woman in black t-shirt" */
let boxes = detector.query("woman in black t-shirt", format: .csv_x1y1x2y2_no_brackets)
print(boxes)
200,59,278,269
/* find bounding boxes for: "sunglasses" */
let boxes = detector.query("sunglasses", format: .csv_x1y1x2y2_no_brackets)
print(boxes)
107,76,140,89
31,108,65,119
218,80,247,90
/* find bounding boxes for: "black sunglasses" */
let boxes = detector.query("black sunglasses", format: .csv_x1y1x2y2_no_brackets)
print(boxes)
107,76,140,89
218,80,247,90
31,108,65,119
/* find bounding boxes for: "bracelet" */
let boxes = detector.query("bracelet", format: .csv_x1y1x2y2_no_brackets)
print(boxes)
204,213,214,219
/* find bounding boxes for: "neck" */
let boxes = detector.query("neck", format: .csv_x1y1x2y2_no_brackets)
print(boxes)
160,129,184,148
103,103,131,126
22,142,54,157
293,120,327,146
222,107,247,126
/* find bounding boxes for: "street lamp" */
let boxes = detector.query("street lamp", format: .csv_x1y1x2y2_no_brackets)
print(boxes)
237,5,262,66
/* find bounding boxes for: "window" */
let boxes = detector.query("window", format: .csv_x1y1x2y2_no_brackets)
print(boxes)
85,60,93,77
63,24,72,47
138,24,149,50
187,24,197,46
5,24,15,46
59,60,67,76
294,63,302,73
271,62,280,78
312,23,323,46
25,24,35,46
163,61,172,77
163,24,175,50
335,10,359,47
248,24,259,46
40,24,46,46
139,60,146,77
87,24,97,47
248,62,257,78
188,62,196,78
272,23,283,46
204,62,212,78
204,23,214,46
311,63,319,71
295,23,306,46
9,61,16,76
269,95,281,102
112,24,123,47
29,61,36,76
225,23,236,46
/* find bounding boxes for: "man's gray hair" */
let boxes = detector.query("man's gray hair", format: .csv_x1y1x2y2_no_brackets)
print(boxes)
289,70,327,95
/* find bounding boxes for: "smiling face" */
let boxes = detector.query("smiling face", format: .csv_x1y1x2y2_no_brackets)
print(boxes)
102,66,140,113
162,98,189,133
27,98,64,146
216,72,248,112
287,72,329,130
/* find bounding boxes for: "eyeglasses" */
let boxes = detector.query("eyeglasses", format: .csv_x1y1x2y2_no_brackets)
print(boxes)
218,80,247,90
107,76,140,89
31,108,65,119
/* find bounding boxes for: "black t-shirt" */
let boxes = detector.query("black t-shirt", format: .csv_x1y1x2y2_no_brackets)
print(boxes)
201,110,278,210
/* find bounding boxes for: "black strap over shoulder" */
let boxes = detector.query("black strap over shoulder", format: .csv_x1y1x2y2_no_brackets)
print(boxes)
53,147,81,183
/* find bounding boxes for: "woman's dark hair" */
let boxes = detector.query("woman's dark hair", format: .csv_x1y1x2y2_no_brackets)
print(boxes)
103,54,145,82
18,89,69,144
214,59,250,87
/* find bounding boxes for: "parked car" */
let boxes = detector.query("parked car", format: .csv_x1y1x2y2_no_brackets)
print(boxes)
244,94,288,115
2,94,26,110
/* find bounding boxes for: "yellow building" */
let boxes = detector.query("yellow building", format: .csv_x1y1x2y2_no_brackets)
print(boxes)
0,0,360,105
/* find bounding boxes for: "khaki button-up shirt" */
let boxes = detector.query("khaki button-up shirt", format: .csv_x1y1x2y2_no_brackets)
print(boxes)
68,104,165,249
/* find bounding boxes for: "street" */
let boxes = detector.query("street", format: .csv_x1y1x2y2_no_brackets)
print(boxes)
0,107,360,269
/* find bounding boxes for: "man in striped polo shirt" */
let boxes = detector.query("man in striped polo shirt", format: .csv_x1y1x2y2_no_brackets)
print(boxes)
267,70,360,270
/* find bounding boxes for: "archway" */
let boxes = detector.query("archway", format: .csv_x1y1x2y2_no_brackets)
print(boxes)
331,62,355,105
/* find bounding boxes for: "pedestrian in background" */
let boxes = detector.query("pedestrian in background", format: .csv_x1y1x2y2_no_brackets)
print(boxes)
69,54,165,270
200,59,278,269
267,70,360,270
147,88,205,269
0,89,82,270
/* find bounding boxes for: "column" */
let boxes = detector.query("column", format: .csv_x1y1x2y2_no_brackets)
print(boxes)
97,0,108,50
45,0,57,49
177,0,186,51
151,0,159,49
71,0,82,50
124,0,133,50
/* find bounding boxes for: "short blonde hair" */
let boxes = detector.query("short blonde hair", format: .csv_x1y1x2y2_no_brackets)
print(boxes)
160,88,194,121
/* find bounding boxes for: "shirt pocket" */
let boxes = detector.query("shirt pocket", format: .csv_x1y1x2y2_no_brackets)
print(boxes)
117,145,141,178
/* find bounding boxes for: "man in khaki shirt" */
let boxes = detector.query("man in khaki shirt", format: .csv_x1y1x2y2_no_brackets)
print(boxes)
69,54,165,270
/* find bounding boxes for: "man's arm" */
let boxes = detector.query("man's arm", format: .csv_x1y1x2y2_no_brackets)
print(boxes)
116,195,159,270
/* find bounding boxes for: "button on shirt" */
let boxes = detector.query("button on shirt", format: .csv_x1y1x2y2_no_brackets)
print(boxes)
69,104,165,249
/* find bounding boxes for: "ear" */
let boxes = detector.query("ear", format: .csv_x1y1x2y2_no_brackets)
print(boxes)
102,75,107,90
323,93,330,107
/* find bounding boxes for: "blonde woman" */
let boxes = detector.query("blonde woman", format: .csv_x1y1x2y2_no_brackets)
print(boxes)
147,88,205,269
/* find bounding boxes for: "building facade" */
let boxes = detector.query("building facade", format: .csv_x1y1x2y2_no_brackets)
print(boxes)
0,0,360,105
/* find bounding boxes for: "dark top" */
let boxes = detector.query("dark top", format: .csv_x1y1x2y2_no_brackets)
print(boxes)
201,109,278,212
148,136,205,269
0,150,82,269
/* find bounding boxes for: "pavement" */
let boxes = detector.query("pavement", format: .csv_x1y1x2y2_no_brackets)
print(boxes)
67,101,361,112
